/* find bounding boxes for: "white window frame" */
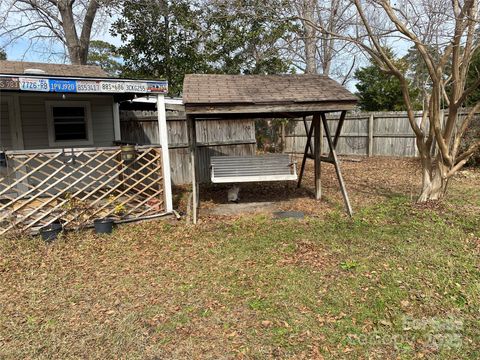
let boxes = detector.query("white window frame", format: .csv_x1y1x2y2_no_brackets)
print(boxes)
45,101,94,147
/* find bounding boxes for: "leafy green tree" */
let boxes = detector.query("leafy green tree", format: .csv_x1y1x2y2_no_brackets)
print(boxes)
111,0,210,96
203,0,292,75
87,40,122,76
354,50,419,111
111,0,292,95
0,49,6,60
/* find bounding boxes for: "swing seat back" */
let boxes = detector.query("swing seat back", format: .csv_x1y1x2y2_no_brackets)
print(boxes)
210,154,297,183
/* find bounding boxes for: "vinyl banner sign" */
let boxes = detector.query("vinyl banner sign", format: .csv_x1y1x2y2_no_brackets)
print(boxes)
0,76,168,94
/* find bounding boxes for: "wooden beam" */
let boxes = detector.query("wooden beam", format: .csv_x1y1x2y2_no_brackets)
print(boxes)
313,113,322,200
185,101,357,115
302,116,313,155
368,113,374,157
297,115,315,188
306,153,335,163
187,115,198,224
333,110,347,148
321,113,353,216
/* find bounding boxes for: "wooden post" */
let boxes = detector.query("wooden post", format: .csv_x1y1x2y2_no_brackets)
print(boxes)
321,113,353,216
302,116,314,155
333,110,346,149
157,94,173,212
10,94,27,194
319,115,324,155
113,102,121,142
187,115,198,224
313,113,322,200
297,117,314,188
368,113,374,157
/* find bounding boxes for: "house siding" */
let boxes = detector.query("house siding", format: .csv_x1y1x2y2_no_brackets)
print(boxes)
19,93,115,149
0,98,12,149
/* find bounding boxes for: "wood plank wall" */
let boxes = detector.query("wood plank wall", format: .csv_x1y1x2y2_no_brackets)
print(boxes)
120,110,256,185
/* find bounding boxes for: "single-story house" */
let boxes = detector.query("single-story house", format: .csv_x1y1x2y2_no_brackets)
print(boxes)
0,60,172,234
0,60,168,150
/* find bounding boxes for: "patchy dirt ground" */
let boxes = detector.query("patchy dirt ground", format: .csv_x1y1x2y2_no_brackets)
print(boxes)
181,156,480,223
174,157,426,220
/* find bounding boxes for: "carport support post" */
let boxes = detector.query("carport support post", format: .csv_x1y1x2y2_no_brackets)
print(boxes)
113,102,121,142
187,115,198,224
157,94,173,212
313,113,322,200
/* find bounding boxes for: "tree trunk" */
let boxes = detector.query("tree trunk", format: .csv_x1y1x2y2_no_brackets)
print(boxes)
58,0,97,65
303,0,317,74
417,153,448,202
67,46,88,65
305,25,316,74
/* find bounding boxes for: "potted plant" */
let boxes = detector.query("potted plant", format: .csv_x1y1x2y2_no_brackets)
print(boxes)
39,220,63,242
93,218,114,234
92,196,125,234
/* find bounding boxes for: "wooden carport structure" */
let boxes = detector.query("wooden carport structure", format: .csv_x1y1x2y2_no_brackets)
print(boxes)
183,74,358,223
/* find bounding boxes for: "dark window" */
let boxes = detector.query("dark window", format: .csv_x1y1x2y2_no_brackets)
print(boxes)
52,106,88,141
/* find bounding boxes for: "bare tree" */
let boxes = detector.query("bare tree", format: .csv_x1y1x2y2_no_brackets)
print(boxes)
307,0,480,201
290,0,317,73
0,0,117,64
285,0,359,81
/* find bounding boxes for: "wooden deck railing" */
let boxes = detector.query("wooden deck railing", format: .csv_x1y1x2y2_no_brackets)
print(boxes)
0,145,165,235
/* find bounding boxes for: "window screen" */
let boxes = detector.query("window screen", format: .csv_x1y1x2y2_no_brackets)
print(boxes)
52,106,87,141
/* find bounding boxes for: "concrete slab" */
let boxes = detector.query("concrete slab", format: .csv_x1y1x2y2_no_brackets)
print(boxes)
273,211,305,219
205,202,277,216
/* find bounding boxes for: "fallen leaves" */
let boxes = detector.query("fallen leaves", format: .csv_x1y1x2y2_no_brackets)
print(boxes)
1,158,479,359
279,241,334,270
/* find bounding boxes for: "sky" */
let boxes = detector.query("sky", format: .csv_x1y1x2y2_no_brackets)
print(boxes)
3,23,122,63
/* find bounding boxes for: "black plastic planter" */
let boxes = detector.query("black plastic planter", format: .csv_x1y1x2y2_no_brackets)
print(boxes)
94,218,114,234
40,222,63,242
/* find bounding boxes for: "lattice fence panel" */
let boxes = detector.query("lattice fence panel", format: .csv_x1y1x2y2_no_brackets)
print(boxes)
0,146,164,234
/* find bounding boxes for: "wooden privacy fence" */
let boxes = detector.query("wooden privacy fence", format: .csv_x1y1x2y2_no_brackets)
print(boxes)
121,110,256,184
284,110,480,157
284,111,421,157
0,146,165,235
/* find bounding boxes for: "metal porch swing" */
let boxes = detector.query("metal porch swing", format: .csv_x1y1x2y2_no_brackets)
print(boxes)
210,153,297,184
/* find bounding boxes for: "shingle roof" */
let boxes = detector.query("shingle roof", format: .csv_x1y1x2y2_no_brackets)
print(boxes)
0,60,108,78
183,74,358,105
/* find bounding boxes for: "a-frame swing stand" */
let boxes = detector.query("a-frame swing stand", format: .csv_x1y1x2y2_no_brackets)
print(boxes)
297,111,353,216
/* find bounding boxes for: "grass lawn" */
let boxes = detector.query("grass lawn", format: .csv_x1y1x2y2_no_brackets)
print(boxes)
1,159,479,359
